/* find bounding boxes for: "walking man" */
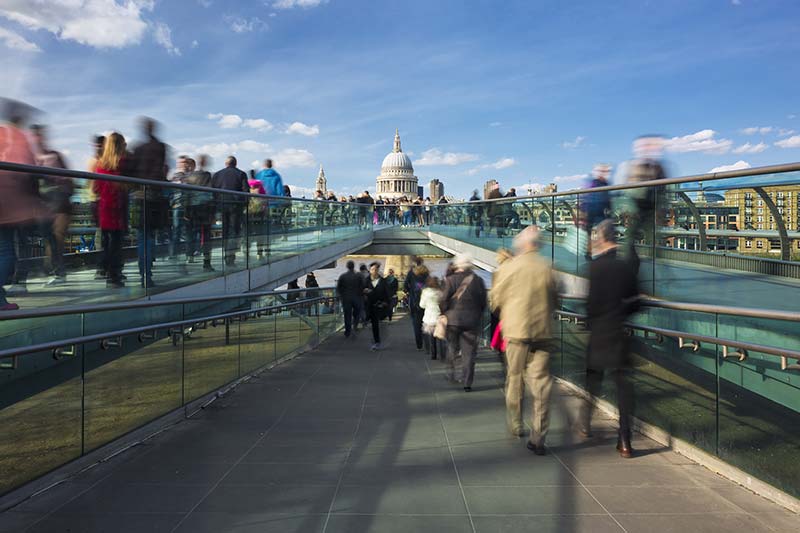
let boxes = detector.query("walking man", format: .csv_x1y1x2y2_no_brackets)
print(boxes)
582,219,640,457
440,253,487,392
491,226,558,455
336,260,363,338
212,156,248,266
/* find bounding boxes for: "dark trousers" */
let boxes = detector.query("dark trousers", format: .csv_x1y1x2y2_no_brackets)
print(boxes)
423,332,443,358
370,313,381,343
446,326,479,387
102,230,124,282
222,206,242,264
410,307,424,349
584,367,634,439
137,228,155,280
342,299,360,336
0,226,16,304
186,206,212,264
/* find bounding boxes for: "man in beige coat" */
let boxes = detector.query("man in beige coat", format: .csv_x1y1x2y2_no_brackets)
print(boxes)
491,225,558,455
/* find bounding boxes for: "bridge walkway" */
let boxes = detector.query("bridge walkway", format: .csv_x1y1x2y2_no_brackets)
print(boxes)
2,317,797,533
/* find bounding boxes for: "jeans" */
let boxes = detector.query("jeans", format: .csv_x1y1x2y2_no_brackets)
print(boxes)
45,212,70,277
138,228,155,280
0,226,17,304
169,206,185,258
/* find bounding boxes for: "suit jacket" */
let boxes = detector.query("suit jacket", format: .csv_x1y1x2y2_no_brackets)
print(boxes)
586,248,640,369
364,276,390,319
336,270,363,304
440,270,487,330
491,250,557,342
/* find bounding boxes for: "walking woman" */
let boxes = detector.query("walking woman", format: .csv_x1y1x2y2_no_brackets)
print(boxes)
419,276,443,360
364,261,391,351
93,132,129,288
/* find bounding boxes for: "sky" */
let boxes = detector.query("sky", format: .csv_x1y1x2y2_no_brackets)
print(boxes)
1,0,800,199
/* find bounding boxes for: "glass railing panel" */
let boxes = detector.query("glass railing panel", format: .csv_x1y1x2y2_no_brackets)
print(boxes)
82,329,183,452
627,307,719,453
183,314,239,403
715,315,800,498
245,196,270,266
553,193,582,276
275,308,301,360
0,348,83,495
218,194,249,276
239,311,276,373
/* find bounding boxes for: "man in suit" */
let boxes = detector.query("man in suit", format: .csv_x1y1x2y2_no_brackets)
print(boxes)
582,219,641,457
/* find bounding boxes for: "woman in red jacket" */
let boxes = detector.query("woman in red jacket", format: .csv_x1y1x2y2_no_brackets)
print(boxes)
93,132,129,288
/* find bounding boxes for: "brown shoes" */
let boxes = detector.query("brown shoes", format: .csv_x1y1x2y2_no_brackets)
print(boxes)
616,437,633,458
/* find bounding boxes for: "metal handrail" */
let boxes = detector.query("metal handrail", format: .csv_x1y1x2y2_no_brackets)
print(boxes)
559,294,800,323
0,161,354,204
555,309,800,366
432,162,800,204
0,296,329,361
0,286,336,321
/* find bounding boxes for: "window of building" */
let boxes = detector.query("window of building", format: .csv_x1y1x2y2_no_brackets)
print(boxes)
758,208,763,214
758,199,764,206
745,239,752,248
757,216,763,222
756,240,764,249
745,192,753,199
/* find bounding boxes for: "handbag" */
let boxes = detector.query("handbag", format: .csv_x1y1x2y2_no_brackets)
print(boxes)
490,321,507,352
434,274,474,340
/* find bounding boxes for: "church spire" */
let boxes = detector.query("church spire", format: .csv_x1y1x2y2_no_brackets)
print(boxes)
318,164,325,178
393,128,402,153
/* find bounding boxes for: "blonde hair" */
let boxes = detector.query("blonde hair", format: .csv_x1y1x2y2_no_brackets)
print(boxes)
98,132,126,172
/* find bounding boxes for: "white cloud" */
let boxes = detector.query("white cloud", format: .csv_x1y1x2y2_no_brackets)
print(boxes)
731,0,742,5
511,182,546,195
273,148,316,168
553,173,589,184
224,15,267,33
208,113,243,129
174,139,271,159
415,148,479,166
191,39,199,48
197,0,212,6
561,136,586,149
287,184,316,197
732,142,767,154
665,129,732,154
740,126,773,135
0,0,152,49
778,128,797,137
285,121,320,136
468,157,517,175
775,135,800,149
273,0,327,9
0,26,40,52
243,118,273,132
489,121,502,127
152,21,180,56
709,160,751,173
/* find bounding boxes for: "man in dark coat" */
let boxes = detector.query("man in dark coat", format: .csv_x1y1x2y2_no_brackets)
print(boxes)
440,253,487,391
337,260,363,337
404,257,428,350
582,219,640,457
385,268,399,321
212,156,248,266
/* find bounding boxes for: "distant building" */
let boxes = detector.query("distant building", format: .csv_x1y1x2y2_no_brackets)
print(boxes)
483,179,499,199
376,129,419,199
315,165,327,195
723,185,800,255
543,183,557,194
417,185,424,198
429,179,445,203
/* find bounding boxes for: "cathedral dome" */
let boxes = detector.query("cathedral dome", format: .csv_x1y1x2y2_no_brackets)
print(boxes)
376,129,419,199
381,151,413,172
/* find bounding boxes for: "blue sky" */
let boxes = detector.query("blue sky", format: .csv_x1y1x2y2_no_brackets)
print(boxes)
2,0,799,198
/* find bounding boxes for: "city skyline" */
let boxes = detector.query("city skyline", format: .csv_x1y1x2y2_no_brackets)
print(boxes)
2,1,800,198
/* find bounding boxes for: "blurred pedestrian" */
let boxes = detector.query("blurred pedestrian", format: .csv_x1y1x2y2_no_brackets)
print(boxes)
212,155,248,266
385,267,398,321
440,253,487,392
363,261,391,350
184,155,215,271
30,124,73,286
248,169,267,260
129,117,168,288
581,164,612,260
619,135,668,270
581,219,640,457
93,132,129,288
0,99,49,310
404,256,429,350
337,260,363,338
419,276,443,360
491,226,558,454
